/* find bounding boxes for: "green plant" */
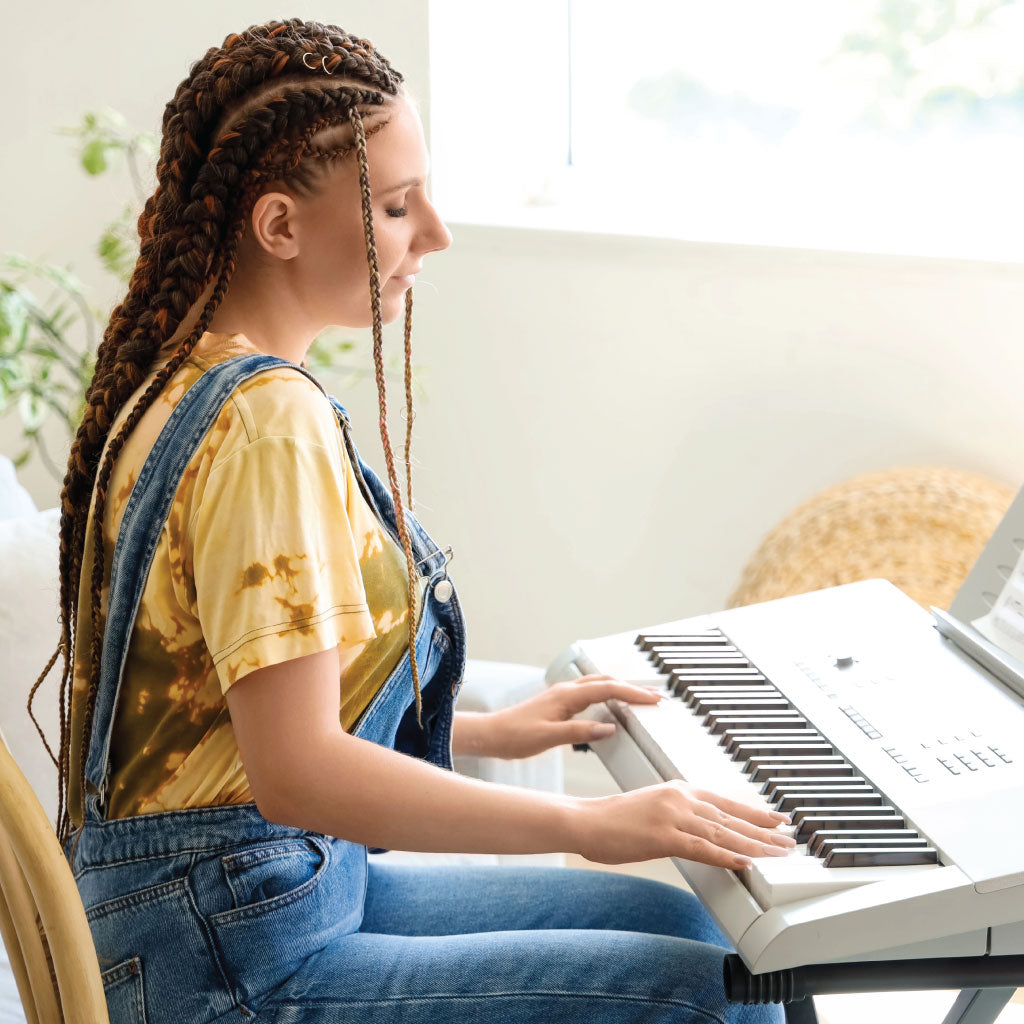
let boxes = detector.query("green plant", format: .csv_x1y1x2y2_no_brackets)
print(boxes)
1,107,397,481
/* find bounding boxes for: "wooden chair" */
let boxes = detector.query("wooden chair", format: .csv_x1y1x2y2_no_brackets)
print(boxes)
0,729,108,1023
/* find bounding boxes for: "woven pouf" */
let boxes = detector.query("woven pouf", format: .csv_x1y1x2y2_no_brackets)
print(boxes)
728,467,1016,611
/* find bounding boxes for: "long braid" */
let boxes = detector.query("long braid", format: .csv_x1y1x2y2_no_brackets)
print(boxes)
403,289,415,509
29,18,408,851
350,107,425,725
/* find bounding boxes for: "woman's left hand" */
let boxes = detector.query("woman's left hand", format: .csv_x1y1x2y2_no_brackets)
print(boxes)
484,675,665,760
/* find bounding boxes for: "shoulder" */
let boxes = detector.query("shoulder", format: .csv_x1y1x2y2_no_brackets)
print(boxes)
228,364,339,449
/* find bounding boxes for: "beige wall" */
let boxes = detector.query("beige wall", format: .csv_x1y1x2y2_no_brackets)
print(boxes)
4,1,1024,667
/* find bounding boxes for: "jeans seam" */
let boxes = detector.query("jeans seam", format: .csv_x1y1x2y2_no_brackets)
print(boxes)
184,850,244,1016
265,992,726,1022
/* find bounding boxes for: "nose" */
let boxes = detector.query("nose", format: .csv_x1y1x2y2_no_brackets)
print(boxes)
418,196,452,256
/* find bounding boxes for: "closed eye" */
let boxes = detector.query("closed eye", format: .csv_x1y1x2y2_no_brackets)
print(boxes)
385,207,408,217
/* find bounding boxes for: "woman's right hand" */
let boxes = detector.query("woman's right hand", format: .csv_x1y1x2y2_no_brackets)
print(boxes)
570,780,796,869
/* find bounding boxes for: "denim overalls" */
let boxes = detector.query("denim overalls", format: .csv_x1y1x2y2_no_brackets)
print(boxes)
65,353,467,1023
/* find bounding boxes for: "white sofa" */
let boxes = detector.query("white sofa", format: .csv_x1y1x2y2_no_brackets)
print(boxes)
0,453,564,1023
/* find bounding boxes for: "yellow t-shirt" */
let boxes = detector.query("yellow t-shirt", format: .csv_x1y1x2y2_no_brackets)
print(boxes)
68,331,420,828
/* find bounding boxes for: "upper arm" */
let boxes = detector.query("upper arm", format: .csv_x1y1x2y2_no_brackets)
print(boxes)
225,644,344,823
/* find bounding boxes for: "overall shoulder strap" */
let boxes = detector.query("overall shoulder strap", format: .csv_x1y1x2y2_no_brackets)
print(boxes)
327,395,449,579
83,353,321,811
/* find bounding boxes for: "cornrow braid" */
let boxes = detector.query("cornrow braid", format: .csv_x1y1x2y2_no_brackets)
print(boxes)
349,106,425,725
28,18,419,853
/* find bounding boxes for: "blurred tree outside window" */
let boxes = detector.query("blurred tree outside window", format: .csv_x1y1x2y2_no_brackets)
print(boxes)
430,0,1024,261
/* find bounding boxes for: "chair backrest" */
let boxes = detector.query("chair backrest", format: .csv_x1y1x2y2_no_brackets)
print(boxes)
0,729,108,1023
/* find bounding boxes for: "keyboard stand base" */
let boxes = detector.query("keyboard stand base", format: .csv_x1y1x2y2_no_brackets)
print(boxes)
942,988,1014,1024
725,955,1023,1022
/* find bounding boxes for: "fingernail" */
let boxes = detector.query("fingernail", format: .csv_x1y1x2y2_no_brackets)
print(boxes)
763,843,790,857
771,811,791,823
734,858,752,870
591,723,615,738
771,834,797,847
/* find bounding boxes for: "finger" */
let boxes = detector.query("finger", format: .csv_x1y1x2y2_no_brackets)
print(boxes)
684,816,792,860
691,802,796,848
674,833,753,871
691,789,791,828
559,680,665,713
561,719,617,744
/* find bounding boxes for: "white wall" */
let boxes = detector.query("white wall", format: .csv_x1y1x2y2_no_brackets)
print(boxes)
4,1,1024,668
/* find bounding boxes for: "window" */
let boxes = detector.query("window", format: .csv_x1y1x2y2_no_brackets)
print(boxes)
429,0,1024,261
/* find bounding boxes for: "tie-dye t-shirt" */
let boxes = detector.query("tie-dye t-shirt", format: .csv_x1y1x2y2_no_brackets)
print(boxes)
67,331,420,828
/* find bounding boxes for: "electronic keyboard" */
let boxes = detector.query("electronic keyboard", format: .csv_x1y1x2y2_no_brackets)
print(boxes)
547,488,1024,979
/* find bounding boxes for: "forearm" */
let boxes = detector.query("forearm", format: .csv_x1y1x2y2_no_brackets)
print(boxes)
263,728,581,855
450,710,498,757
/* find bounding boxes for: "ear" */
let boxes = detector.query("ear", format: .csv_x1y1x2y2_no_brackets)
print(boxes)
249,191,301,260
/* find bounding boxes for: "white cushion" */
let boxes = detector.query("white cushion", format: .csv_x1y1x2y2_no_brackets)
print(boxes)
0,456,36,520
0,507,61,825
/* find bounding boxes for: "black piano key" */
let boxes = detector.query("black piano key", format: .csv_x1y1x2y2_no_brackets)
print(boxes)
790,805,898,827
680,679,771,694
653,655,750,672
711,715,808,735
637,632,726,650
684,687,778,705
661,657,752,669
669,666,764,676
815,836,932,858
749,761,860,782
796,814,906,842
676,678,768,695
823,847,938,868
722,728,820,749
745,757,847,770
649,645,742,657
725,732,825,753
762,777,870,800
696,698,791,717
731,743,834,761
807,829,923,856
775,791,883,812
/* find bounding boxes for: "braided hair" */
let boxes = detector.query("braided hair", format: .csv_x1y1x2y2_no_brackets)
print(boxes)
25,19,427,852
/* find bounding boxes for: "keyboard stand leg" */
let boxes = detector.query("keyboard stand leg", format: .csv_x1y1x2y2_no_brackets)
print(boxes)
784,997,819,1024
941,987,1014,1024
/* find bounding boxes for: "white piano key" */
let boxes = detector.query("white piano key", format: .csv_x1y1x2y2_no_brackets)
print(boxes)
743,846,941,907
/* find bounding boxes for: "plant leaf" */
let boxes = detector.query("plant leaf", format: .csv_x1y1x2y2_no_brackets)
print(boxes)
81,139,108,175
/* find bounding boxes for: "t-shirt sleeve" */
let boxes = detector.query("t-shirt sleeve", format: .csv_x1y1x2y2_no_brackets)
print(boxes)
192,430,377,693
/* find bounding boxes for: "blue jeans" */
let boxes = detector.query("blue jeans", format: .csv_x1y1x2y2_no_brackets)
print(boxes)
271,860,786,1024
75,802,780,1023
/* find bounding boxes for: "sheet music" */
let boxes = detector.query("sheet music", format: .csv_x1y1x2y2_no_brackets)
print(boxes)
972,546,1024,664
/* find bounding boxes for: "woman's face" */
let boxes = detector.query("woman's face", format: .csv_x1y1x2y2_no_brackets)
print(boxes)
253,91,452,330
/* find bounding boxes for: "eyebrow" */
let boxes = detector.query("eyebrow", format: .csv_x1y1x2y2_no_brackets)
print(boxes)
379,177,426,195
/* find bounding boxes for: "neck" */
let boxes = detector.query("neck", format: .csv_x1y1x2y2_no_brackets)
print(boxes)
206,259,319,364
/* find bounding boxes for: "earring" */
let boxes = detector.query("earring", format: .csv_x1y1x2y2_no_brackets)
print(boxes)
321,55,335,75
301,52,319,70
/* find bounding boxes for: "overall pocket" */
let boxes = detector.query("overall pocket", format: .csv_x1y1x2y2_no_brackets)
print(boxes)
218,836,329,920
202,834,365,1011
101,956,146,1024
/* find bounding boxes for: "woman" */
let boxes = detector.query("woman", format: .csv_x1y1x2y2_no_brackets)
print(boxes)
31,18,791,1023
